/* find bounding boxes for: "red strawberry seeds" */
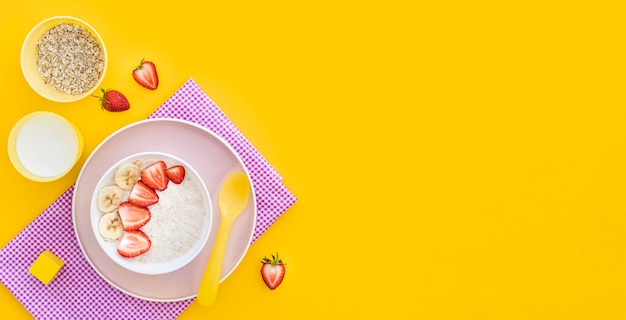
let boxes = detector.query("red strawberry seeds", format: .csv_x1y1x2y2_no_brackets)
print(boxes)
92,88,130,112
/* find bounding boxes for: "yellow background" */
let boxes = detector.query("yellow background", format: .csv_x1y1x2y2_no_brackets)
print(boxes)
1,0,625,319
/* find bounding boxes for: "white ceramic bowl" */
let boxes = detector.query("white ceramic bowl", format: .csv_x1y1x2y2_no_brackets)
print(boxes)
91,152,213,275
21,16,107,102
8,111,84,182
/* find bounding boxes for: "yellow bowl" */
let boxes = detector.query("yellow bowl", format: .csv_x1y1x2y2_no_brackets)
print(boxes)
8,111,84,182
21,16,107,102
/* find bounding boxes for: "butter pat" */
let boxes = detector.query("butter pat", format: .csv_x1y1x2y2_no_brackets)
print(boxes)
29,250,65,285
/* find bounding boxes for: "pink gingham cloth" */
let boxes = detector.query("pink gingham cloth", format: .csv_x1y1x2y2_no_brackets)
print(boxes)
0,78,297,319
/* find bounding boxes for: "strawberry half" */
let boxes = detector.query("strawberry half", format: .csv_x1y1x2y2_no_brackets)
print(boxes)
128,180,159,207
260,253,285,290
117,230,151,258
141,161,169,191
132,59,159,90
92,88,130,112
118,202,151,231
165,165,185,184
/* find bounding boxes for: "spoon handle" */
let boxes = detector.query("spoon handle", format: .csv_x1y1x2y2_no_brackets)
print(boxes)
196,218,233,306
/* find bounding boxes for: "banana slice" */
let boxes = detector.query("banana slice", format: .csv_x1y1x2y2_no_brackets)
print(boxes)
97,185,125,213
98,212,123,240
114,162,142,189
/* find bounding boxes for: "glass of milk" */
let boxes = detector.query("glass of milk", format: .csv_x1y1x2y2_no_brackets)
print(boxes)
8,111,83,182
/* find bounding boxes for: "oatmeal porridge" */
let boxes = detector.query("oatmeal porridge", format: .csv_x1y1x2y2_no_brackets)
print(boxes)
135,171,207,264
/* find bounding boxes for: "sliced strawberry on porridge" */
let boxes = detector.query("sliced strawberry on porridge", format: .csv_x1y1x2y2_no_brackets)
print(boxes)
117,230,151,258
141,161,169,191
128,180,159,207
118,202,151,231
165,165,185,184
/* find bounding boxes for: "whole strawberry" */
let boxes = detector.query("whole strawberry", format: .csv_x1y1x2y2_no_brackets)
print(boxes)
133,59,159,90
92,88,130,112
260,253,285,290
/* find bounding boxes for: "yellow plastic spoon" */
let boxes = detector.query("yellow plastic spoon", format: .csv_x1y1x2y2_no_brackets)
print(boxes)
197,171,251,306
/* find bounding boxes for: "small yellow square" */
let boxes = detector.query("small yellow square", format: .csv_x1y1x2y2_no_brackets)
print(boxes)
29,250,65,285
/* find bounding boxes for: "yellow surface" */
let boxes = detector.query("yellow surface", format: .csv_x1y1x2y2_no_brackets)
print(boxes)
0,0,625,319
28,250,65,285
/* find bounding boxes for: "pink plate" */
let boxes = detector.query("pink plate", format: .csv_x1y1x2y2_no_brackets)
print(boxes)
72,119,256,301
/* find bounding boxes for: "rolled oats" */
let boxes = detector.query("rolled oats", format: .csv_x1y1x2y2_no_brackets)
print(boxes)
36,23,104,95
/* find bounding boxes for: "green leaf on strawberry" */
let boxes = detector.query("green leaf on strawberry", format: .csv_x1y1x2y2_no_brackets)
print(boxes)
92,88,130,112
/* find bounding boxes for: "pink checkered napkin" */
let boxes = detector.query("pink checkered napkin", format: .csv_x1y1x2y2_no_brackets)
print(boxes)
149,78,297,242
0,78,297,319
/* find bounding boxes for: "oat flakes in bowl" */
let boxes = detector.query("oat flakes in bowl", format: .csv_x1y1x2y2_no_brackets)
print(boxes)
21,16,107,102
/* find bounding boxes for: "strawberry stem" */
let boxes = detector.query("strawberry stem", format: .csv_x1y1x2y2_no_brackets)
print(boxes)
91,88,110,110
137,57,145,69
261,252,285,266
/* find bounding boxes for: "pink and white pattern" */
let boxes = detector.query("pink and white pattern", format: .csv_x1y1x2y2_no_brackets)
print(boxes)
0,78,297,319
150,79,296,243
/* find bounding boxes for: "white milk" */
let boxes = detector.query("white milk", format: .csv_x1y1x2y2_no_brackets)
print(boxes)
15,114,79,178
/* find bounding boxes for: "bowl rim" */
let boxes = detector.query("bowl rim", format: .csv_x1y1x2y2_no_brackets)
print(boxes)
20,15,108,103
7,111,83,182
90,151,214,275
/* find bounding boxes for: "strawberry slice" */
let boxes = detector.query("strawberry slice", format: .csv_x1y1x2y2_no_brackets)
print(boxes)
118,202,151,231
132,59,159,90
128,180,159,207
141,161,168,191
117,230,151,258
260,253,286,290
165,165,185,184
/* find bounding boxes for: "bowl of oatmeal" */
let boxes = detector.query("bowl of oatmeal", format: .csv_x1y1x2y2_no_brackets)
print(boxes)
21,16,107,102
91,152,213,275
